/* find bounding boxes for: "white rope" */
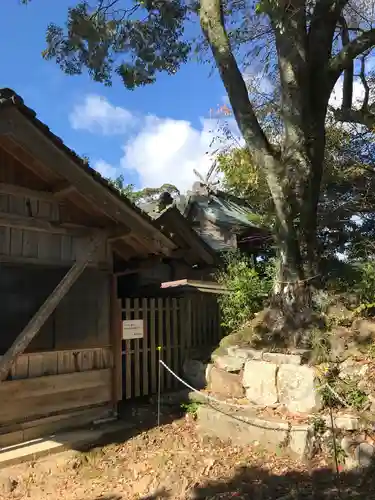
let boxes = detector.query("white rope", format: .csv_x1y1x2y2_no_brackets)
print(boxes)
322,382,351,409
159,359,271,410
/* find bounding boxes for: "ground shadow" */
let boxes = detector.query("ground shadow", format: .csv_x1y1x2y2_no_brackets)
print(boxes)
190,462,375,499
71,393,186,454
88,488,170,500
80,463,375,499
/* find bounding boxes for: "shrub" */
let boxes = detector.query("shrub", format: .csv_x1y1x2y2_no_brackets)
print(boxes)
357,261,375,304
216,251,272,332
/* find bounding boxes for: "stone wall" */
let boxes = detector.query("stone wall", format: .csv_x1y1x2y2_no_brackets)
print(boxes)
187,346,323,413
182,345,375,469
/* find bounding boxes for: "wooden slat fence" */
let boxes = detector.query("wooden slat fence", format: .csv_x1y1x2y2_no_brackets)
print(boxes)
121,294,222,400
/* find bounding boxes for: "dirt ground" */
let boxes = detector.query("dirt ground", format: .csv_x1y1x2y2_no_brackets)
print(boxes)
0,411,374,500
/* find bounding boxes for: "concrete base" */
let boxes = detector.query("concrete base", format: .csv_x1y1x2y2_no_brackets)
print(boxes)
0,420,131,469
197,404,312,460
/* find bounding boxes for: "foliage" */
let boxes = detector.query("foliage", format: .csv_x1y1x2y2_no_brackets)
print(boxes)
180,401,200,417
216,147,272,219
216,250,272,332
318,368,368,412
107,175,139,202
41,1,190,89
215,126,375,264
310,328,331,364
356,261,375,305
107,174,179,207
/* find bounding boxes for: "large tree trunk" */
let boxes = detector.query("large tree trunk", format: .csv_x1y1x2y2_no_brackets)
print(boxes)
200,0,319,334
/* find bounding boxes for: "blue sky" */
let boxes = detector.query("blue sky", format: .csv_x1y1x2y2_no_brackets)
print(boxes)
0,0,228,192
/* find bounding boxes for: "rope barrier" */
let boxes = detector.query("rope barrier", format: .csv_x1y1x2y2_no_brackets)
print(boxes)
159,359,264,410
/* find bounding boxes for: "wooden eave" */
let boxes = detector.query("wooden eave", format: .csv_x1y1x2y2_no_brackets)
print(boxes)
161,279,228,294
0,89,176,260
156,206,218,266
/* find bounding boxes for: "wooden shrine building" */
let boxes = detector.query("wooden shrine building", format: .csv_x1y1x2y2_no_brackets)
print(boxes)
0,88,177,447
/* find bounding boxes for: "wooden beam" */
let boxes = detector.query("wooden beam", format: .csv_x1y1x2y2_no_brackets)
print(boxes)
0,183,56,202
107,228,132,243
52,182,76,199
0,253,110,269
0,235,104,381
110,275,122,406
114,255,163,277
0,212,106,237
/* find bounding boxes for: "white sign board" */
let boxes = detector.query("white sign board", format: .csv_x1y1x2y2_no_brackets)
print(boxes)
122,319,144,340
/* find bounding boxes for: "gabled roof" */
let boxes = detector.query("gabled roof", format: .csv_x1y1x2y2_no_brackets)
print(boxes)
175,188,262,231
0,88,176,258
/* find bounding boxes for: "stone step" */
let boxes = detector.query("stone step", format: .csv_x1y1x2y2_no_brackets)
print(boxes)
0,420,132,469
197,404,312,460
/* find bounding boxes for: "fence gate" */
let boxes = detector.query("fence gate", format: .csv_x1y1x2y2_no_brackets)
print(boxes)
121,295,222,400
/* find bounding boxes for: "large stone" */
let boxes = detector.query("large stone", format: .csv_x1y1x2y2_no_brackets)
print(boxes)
354,442,375,468
243,361,278,405
278,365,321,413
182,359,209,389
334,415,360,431
214,355,245,372
207,366,244,398
262,352,302,365
352,318,375,342
329,327,353,360
289,426,312,459
227,346,263,360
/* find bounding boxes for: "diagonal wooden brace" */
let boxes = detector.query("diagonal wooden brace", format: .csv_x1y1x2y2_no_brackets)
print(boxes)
0,234,104,381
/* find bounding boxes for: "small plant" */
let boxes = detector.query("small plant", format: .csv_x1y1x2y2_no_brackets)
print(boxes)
367,342,375,359
344,385,368,411
311,415,326,435
318,370,368,411
352,261,375,317
216,251,272,333
181,401,201,418
326,437,347,466
310,329,331,364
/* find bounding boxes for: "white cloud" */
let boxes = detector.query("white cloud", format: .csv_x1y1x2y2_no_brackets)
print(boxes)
94,159,117,178
72,94,241,192
69,95,134,135
121,116,217,191
329,78,365,109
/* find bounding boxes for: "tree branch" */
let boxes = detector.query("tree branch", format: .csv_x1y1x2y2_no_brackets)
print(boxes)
333,107,375,129
199,0,273,158
328,28,375,82
339,16,353,110
359,55,370,112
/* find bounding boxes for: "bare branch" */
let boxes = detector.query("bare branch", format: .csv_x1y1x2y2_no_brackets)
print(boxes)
333,106,375,128
339,16,354,109
359,54,370,111
328,28,375,82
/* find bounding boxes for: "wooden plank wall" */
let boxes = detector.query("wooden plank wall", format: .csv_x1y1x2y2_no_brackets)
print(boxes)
0,191,108,265
121,295,222,400
0,265,111,354
0,347,114,446
5,347,113,380
0,369,111,426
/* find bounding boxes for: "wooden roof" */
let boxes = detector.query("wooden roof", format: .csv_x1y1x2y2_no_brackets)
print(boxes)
0,88,176,260
156,206,218,266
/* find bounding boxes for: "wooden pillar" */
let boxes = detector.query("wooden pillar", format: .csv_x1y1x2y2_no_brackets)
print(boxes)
110,274,123,408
